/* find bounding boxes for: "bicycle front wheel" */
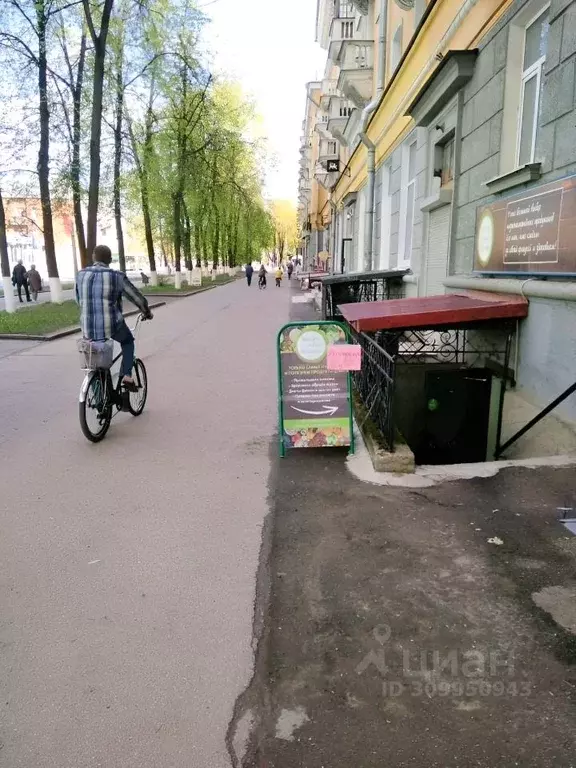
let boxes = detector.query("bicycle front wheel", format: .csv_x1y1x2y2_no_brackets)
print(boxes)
79,370,113,442
128,359,148,416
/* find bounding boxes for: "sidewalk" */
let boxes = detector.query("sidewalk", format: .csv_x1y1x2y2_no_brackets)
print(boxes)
237,293,576,767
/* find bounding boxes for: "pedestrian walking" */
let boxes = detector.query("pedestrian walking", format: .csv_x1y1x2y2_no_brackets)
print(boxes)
140,271,150,285
275,266,283,288
258,264,267,290
287,262,294,281
27,264,42,301
245,263,254,287
12,260,31,303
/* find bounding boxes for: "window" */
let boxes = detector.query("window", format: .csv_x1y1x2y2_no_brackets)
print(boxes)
433,134,455,188
339,103,353,117
327,140,337,155
336,0,354,19
517,8,549,165
399,141,417,267
391,23,403,71
441,138,455,186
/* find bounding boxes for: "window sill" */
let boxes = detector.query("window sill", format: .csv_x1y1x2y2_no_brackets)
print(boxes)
485,163,542,195
420,187,453,212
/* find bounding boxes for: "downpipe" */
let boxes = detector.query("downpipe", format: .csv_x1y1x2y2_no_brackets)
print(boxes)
358,0,387,273
360,133,376,272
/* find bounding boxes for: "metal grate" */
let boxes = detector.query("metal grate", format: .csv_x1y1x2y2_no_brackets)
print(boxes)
351,328,396,451
323,274,405,320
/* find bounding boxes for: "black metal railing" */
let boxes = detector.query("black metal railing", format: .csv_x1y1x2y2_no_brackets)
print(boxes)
322,269,407,320
351,329,396,452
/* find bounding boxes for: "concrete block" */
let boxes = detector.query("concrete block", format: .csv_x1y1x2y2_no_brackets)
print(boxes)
415,171,427,201
489,112,503,156
455,202,477,241
390,210,399,236
546,16,564,72
457,171,471,207
391,191,401,217
553,109,576,169
452,236,475,275
390,166,402,195
561,4,576,60
467,39,495,98
468,70,506,134
540,58,575,125
551,0,574,23
460,120,491,173
416,142,427,175
389,231,399,261
467,154,499,203
493,28,508,73
535,121,556,173
461,100,473,138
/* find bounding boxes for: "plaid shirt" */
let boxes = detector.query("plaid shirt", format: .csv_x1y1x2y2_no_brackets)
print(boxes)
76,262,149,340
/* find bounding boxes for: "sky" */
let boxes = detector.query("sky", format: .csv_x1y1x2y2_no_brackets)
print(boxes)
204,0,326,203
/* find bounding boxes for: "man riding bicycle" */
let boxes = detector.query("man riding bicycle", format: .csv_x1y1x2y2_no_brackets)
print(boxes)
76,245,153,391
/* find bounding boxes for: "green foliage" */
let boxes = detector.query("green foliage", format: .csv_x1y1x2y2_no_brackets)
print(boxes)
0,301,80,335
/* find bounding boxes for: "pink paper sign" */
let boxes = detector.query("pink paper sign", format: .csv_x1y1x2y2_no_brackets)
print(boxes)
326,344,362,371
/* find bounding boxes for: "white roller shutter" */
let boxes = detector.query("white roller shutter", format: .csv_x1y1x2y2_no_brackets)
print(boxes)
425,206,451,296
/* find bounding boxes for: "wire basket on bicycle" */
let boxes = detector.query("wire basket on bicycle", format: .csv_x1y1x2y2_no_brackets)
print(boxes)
78,339,114,371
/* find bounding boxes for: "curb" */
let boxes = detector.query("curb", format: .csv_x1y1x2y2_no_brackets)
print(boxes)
0,301,166,342
141,278,238,299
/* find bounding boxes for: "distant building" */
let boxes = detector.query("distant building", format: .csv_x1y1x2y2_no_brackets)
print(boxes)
4,197,77,280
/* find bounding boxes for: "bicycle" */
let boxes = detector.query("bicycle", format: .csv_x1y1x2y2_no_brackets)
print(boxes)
78,314,149,443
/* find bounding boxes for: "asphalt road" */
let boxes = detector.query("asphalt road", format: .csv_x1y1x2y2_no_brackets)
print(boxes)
0,278,290,767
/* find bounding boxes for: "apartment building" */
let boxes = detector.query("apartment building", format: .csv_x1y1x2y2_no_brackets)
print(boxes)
299,0,576,453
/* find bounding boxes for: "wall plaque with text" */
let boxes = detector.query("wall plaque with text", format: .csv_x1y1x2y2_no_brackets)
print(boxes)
474,174,576,276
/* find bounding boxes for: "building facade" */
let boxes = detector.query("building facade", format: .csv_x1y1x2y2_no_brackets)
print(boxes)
298,0,576,446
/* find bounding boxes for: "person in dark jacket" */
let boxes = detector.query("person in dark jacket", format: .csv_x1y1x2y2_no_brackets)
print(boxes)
245,263,254,287
258,264,267,289
27,264,42,301
287,261,294,280
12,260,31,303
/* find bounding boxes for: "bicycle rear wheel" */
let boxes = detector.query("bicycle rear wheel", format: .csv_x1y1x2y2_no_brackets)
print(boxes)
128,359,148,416
79,370,113,442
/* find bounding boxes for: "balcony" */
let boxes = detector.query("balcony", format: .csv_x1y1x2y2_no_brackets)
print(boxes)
318,140,339,174
337,40,374,108
342,107,361,147
320,79,339,111
315,112,331,138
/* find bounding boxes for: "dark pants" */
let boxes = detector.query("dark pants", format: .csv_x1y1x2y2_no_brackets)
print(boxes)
16,282,30,302
246,274,253,286
112,321,135,378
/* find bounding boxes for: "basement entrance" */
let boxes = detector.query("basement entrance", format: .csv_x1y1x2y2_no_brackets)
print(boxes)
339,291,529,465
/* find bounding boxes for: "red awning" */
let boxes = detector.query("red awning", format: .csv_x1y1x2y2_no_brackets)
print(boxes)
339,291,529,333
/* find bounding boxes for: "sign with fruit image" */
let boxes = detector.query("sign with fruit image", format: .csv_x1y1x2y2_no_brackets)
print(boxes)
277,321,355,456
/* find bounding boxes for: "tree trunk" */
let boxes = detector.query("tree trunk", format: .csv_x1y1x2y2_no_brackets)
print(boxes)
113,53,126,272
84,0,115,257
72,32,87,267
127,110,157,277
183,200,192,272
37,2,61,301
0,187,9,279
0,187,15,313
194,220,201,268
172,194,182,286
